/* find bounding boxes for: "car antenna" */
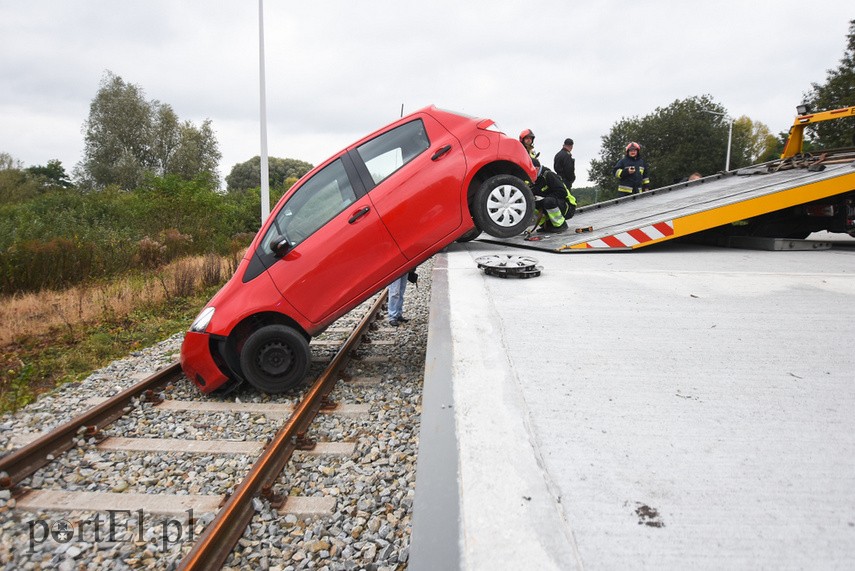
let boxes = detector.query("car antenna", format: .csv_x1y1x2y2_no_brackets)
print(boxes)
400,103,404,118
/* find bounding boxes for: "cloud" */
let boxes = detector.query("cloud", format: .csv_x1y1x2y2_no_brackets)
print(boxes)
1,0,851,187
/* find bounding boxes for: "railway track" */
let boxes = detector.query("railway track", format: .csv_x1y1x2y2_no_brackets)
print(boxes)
0,280,428,569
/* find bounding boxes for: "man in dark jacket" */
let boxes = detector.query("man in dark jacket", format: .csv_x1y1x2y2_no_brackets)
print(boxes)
530,164,577,233
613,141,650,194
553,138,576,188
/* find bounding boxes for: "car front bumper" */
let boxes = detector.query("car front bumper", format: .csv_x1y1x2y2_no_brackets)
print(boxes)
180,331,231,393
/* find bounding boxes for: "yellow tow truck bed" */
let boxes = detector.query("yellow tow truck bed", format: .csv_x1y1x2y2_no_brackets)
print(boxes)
479,157,855,253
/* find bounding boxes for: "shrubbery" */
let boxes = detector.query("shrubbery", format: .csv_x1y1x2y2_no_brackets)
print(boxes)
0,174,273,295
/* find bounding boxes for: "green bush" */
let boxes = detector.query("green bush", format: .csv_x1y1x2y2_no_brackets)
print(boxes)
0,174,270,295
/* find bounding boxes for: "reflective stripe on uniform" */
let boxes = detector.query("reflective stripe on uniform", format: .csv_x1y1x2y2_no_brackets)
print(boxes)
546,207,565,225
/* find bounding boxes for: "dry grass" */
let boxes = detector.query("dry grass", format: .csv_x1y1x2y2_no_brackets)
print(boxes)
0,253,234,346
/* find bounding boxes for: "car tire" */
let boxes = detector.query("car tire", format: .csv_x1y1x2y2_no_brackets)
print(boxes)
239,325,310,393
456,227,481,242
471,175,534,238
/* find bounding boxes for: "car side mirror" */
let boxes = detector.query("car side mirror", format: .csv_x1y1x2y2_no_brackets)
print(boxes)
272,238,292,258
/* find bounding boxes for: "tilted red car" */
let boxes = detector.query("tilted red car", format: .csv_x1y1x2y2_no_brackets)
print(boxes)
181,105,537,394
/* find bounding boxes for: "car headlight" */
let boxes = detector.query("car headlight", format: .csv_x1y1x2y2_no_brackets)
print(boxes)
189,307,215,332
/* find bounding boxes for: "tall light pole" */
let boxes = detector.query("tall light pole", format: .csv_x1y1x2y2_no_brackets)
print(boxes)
702,109,733,171
258,0,270,224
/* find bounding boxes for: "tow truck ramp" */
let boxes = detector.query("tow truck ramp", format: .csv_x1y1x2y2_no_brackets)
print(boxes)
478,157,855,253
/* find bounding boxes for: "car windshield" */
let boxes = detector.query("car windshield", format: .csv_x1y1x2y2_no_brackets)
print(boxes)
357,119,430,185
260,158,357,252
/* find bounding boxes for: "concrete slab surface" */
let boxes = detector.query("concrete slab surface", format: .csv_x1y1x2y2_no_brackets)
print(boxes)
411,236,855,570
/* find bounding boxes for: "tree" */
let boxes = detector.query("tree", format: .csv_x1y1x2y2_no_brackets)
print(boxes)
589,95,772,195
801,19,855,148
225,156,314,193
1,155,71,202
77,71,221,190
0,152,22,171
26,159,75,189
733,115,783,164
167,119,220,182
0,154,39,203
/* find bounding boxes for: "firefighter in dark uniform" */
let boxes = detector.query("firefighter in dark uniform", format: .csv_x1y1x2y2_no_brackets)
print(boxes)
553,138,576,188
530,164,577,233
613,141,650,194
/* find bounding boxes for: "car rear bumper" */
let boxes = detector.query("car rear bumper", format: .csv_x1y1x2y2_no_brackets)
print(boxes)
180,331,230,393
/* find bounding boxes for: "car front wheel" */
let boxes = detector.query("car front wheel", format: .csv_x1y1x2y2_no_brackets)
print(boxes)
456,227,481,242
471,175,534,238
239,325,310,393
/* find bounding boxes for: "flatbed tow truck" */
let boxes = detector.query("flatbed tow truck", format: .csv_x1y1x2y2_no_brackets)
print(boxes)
481,106,855,252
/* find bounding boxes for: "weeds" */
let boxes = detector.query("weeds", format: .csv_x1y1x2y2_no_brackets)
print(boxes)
201,253,222,287
0,254,232,413
0,254,231,346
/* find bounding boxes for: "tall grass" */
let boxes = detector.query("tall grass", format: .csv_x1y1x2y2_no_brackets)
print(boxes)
0,253,240,413
0,174,268,295
0,171,276,412
0,254,236,346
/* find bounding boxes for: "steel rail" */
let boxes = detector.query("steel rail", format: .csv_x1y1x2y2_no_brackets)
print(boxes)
0,362,181,489
178,290,388,570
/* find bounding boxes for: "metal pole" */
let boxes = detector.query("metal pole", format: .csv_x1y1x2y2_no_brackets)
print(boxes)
701,109,732,172
258,0,270,224
725,118,733,171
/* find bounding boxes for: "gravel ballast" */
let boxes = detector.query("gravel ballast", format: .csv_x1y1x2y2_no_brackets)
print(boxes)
0,258,433,571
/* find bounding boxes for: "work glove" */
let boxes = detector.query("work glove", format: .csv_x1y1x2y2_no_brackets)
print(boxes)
407,270,418,284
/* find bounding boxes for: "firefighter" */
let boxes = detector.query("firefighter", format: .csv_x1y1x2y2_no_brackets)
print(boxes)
519,128,541,167
553,137,576,188
530,164,577,233
613,141,650,194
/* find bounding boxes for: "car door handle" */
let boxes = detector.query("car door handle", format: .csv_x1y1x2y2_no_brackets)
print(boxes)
431,144,452,161
348,206,371,224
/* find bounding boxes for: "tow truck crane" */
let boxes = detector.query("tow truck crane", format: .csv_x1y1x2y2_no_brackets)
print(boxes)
781,104,855,159
481,105,855,252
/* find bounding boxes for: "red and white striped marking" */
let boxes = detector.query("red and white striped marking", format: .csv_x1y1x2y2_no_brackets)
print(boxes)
583,220,675,249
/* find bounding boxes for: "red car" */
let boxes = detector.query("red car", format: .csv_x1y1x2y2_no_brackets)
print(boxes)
181,105,537,394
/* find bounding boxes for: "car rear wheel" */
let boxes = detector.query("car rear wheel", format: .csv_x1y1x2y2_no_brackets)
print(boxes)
240,325,310,393
471,175,534,238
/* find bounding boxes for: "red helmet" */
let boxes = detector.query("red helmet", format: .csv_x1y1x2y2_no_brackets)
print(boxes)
625,141,641,153
519,129,535,143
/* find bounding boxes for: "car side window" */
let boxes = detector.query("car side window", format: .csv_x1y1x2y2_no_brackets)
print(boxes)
261,158,357,252
356,119,430,186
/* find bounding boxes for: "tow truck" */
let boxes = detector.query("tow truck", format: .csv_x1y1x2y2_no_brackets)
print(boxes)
482,105,855,252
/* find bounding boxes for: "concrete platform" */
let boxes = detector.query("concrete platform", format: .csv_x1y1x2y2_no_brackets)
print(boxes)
410,235,855,570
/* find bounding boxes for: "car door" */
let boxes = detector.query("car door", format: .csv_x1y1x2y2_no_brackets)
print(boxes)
258,155,407,324
353,115,467,259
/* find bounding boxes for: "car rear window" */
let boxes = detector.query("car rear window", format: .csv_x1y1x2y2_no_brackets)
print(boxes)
356,119,430,185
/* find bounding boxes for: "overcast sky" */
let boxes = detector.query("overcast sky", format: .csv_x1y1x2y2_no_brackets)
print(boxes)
1,1,851,188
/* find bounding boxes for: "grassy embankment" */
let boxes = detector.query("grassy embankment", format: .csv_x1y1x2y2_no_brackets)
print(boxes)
0,254,232,414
